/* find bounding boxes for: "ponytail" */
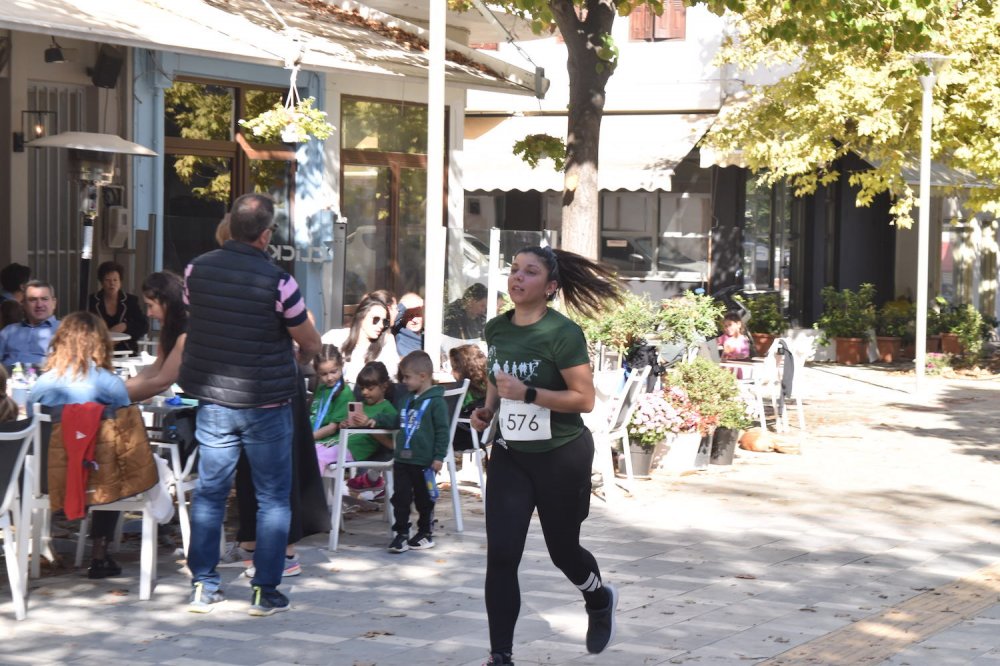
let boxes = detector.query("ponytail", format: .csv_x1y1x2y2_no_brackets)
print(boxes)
516,246,623,318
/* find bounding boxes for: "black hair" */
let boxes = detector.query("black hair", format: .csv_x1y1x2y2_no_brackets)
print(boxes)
0,263,30,294
97,261,125,282
141,271,187,357
229,193,275,242
355,361,391,389
313,344,344,372
515,246,622,318
462,283,487,303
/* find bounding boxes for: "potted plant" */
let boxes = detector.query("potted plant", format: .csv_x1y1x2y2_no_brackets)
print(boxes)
238,96,335,144
816,283,877,365
626,391,678,477
736,292,788,355
657,291,725,359
577,291,661,368
875,298,915,363
949,302,984,361
666,357,749,467
713,387,755,466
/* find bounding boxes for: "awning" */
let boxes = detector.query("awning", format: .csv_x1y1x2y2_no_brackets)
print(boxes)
1,0,542,96
461,113,717,192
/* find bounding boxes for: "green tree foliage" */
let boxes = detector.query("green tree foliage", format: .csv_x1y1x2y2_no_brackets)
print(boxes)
690,0,1000,226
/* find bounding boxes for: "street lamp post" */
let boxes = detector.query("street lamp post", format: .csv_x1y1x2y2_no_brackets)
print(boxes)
912,53,949,393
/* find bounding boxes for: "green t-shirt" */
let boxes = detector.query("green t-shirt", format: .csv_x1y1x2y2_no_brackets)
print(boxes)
348,399,398,461
485,308,590,452
310,382,353,441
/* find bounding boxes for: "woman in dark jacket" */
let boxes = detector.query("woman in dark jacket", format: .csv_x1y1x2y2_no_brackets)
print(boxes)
88,261,148,355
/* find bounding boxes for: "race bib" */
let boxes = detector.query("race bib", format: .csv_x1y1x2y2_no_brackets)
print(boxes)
499,398,551,441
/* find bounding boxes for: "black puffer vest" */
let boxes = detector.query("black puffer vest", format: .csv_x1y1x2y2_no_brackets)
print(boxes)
180,241,297,408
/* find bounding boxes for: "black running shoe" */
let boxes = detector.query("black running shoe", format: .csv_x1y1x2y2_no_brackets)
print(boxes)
87,556,122,579
248,585,290,617
585,583,618,654
388,533,409,553
483,651,514,665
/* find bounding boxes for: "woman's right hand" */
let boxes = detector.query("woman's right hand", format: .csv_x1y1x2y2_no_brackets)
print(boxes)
470,406,494,432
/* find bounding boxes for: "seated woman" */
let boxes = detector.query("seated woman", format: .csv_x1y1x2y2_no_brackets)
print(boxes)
31,312,133,579
443,283,488,340
0,366,19,422
126,272,187,402
322,295,399,384
88,261,149,355
448,344,488,453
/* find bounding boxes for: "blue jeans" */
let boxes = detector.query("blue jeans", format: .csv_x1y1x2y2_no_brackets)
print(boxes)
188,403,292,594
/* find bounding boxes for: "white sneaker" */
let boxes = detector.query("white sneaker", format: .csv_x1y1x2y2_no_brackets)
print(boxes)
218,542,254,567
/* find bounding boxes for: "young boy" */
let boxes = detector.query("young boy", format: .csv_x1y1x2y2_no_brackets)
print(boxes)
388,350,450,553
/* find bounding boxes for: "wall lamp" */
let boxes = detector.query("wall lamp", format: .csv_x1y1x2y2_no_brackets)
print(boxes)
44,36,66,63
13,110,56,152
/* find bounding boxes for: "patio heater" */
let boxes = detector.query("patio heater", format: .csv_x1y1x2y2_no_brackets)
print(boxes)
28,131,157,310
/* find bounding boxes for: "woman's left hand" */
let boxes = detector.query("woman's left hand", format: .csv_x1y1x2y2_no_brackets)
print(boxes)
494,371,527,401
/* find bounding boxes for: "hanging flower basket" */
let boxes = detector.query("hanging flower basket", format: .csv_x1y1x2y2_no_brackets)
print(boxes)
239,96,334,144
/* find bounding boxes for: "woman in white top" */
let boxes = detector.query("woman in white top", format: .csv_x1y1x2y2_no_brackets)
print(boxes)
322,296,399,384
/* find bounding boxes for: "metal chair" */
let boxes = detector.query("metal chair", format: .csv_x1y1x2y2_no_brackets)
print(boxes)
1,415,38,620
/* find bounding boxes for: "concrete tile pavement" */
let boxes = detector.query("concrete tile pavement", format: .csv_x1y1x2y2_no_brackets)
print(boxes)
1,364,999,665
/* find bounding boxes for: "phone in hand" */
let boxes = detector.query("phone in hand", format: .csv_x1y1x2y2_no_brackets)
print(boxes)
348,402,363,418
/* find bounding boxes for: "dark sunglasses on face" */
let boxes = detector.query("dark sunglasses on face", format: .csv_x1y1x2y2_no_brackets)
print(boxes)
371,315,387,326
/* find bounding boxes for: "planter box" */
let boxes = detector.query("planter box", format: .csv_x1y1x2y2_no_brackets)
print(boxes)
834,337,868,365
652,432,703,474
940,332,962,355
876,336,902,363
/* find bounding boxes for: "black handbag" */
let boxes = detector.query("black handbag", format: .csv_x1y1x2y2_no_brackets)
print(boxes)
162,406,199,469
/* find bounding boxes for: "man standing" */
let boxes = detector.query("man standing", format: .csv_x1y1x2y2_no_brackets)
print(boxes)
180,194,321,616
0,280,59,370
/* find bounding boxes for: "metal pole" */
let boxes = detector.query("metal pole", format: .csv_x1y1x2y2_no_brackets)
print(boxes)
423,0,446,368
914,70,936,393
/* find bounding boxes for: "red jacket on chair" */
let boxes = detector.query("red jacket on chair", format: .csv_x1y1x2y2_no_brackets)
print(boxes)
60,403,105,520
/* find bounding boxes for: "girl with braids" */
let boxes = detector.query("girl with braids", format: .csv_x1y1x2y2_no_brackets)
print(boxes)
126,271,188,402
470,246,623,665
321,295,399,384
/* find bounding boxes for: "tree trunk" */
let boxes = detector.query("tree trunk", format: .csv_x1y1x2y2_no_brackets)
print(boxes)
550,0,615,260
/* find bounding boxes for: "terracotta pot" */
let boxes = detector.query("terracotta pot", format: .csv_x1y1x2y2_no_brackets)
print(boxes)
834,337,867,365
751,332,775,356
940,332,962,355
875,336,902,363
900,343,915,360
927,335,942,353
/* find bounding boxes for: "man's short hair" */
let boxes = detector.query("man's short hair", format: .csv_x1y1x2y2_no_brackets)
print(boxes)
399,350,434,376
0,263,31,293
229,194,275,242
24,279,55,298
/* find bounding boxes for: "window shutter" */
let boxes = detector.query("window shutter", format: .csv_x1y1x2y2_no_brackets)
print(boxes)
629,4,654,41
655,0,687,40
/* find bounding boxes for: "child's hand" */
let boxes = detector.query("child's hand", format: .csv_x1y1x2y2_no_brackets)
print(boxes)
471,407,493,431
431,460,443,472
345,411,367,427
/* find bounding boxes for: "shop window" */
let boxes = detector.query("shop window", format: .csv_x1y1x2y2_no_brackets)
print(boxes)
600,191,710,281
341,97,445,301
743,176,801,316
629,1,686,42
163,79,295,274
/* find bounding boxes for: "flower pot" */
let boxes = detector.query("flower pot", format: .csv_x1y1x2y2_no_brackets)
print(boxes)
834,337,867,365
927,335,941,353
875,336,902,363
751,333,775,356
694,432,712,470
626,442,654,478
654,431,702,473
711,427,740,465
940,332,962,355
900,342,915,360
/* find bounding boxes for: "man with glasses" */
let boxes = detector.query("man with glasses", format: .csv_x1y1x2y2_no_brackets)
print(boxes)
180,193,321,616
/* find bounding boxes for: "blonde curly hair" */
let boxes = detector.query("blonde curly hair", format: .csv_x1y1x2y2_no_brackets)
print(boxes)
42,311,114,378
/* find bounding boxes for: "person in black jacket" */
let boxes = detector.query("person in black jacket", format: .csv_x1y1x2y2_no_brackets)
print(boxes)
88,261,148,355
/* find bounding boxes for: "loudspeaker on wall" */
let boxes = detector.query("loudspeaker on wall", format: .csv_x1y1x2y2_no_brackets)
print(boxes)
89,44,124,88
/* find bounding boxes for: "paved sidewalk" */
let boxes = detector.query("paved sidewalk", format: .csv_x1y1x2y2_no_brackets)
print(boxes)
2,364,1000,665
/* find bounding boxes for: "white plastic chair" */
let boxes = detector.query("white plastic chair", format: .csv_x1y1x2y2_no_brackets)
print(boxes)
24,411,55,579
323,427,397,551
591,366,650,497
435,380,471,530
1,415,38,620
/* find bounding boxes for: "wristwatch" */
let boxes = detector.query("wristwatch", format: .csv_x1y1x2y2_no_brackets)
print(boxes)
524,387,537,404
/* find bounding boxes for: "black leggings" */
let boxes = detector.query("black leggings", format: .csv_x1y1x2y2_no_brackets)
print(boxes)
484,429,601,654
